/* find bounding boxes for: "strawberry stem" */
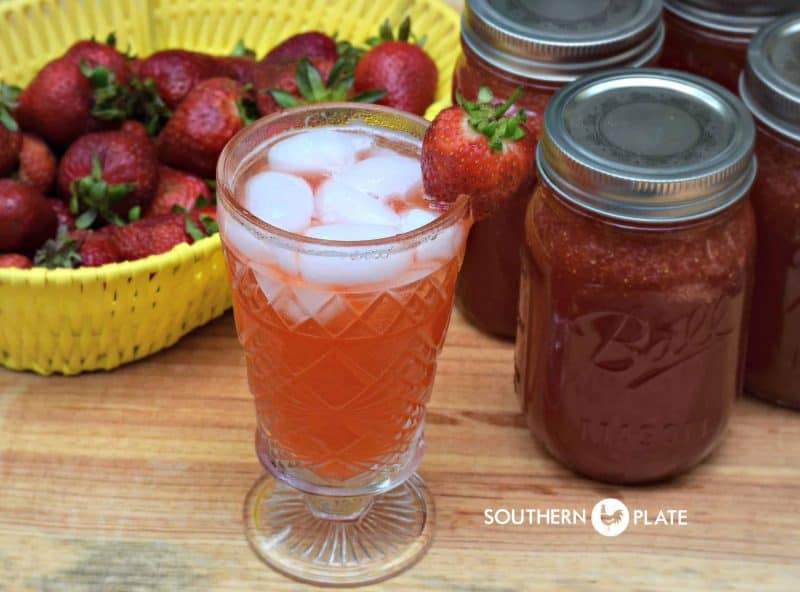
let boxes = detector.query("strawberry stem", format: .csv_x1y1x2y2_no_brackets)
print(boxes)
125,77,172,136
457,85,527,151
33,227,82,269
367,16,423,46
268,58,385,108
231,39,256,58
80,60,129,121
70,154,135,228
0,82,20,132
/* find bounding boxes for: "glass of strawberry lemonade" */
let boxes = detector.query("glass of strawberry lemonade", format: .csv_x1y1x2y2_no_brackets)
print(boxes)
217,103,470,586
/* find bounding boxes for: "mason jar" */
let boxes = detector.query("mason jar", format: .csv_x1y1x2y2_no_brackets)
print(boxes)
453,0,664,338
662,0,795,92
516,69,757,483
740,14,800,409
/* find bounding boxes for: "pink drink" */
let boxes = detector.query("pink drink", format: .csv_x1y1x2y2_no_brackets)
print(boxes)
219,123,468,486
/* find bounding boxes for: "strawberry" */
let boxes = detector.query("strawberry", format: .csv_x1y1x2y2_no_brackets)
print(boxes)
0,83,22,176
33,227,120,268
17,134,58,194
217,40,257,85
255,57,385,117
108,211,212,260
354,17,437,115
16,37,130,147
65,35,131,87
421,86,535,219
0,179,58,253
48,199,75,230
58,124,159,227
138,49,222,109
74,230,121,266
0,253,33,269
157,78,256,179
147,166,212,217
263,32,337,66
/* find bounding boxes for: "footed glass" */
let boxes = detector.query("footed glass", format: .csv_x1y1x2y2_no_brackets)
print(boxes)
216,104,470,586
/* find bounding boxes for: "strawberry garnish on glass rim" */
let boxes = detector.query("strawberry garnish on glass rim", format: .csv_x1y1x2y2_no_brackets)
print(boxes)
421,84,535,220
266,57,386,109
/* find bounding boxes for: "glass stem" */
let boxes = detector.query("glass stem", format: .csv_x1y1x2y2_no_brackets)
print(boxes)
304,493,374,521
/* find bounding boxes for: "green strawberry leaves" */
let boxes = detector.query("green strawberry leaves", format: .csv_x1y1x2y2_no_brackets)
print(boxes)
457,85,527,151
0,82,20,133
334,35,365,77
267,57,386,108
33,227,82,269
70,154,135,228
367,16,426,47
80,60,129,121
125,77,172,136
231,39,256,58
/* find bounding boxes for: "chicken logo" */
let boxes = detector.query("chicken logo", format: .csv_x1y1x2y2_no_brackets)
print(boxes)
591,498,630,537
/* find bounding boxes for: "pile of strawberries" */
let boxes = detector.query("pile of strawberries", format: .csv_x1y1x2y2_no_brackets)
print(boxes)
0,18,438,270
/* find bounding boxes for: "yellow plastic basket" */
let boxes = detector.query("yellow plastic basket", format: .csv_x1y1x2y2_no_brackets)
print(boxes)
0,0,461,376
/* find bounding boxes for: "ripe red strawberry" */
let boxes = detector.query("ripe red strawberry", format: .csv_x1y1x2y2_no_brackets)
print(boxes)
263,32,337,66
0,179,58,253
421,86,535,219
16,37,130,147
254,57,384,117
217,40,257,85
0,253,33,269
0,83,22,176
65,36,131,86
147,166,212,217
354,18,437,115
74,230,121,266
48,199,75,230
58,125,159,227
138,49,222,109
108,212,196,260
33,227,121,268
157,78,256,179
17,134,58,194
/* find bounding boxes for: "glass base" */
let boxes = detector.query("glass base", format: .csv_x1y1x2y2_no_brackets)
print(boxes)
244,473,434,587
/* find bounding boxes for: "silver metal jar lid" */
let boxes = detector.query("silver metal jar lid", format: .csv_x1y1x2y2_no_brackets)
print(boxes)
462,0,665,82
740,13,800,143
664,0,796,34
538,68,756,223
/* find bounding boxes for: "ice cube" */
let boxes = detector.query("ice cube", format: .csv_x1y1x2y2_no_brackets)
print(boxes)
399,208,456,262
268,129,373,174
298,224,412,286
336,155,422,200
254,270,343,324
316,178,401,226
246,171,314,233
218,207,270,264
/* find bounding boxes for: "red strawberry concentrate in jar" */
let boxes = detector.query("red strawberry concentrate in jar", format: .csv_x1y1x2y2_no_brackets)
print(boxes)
740,15,800,409
516,69,757,483
662,0,796,93
453,0,664,338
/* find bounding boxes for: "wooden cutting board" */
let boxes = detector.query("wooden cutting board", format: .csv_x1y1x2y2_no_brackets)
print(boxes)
0,309,798,591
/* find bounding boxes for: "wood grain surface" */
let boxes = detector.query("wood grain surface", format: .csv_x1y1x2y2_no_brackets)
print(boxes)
1,309,799,592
